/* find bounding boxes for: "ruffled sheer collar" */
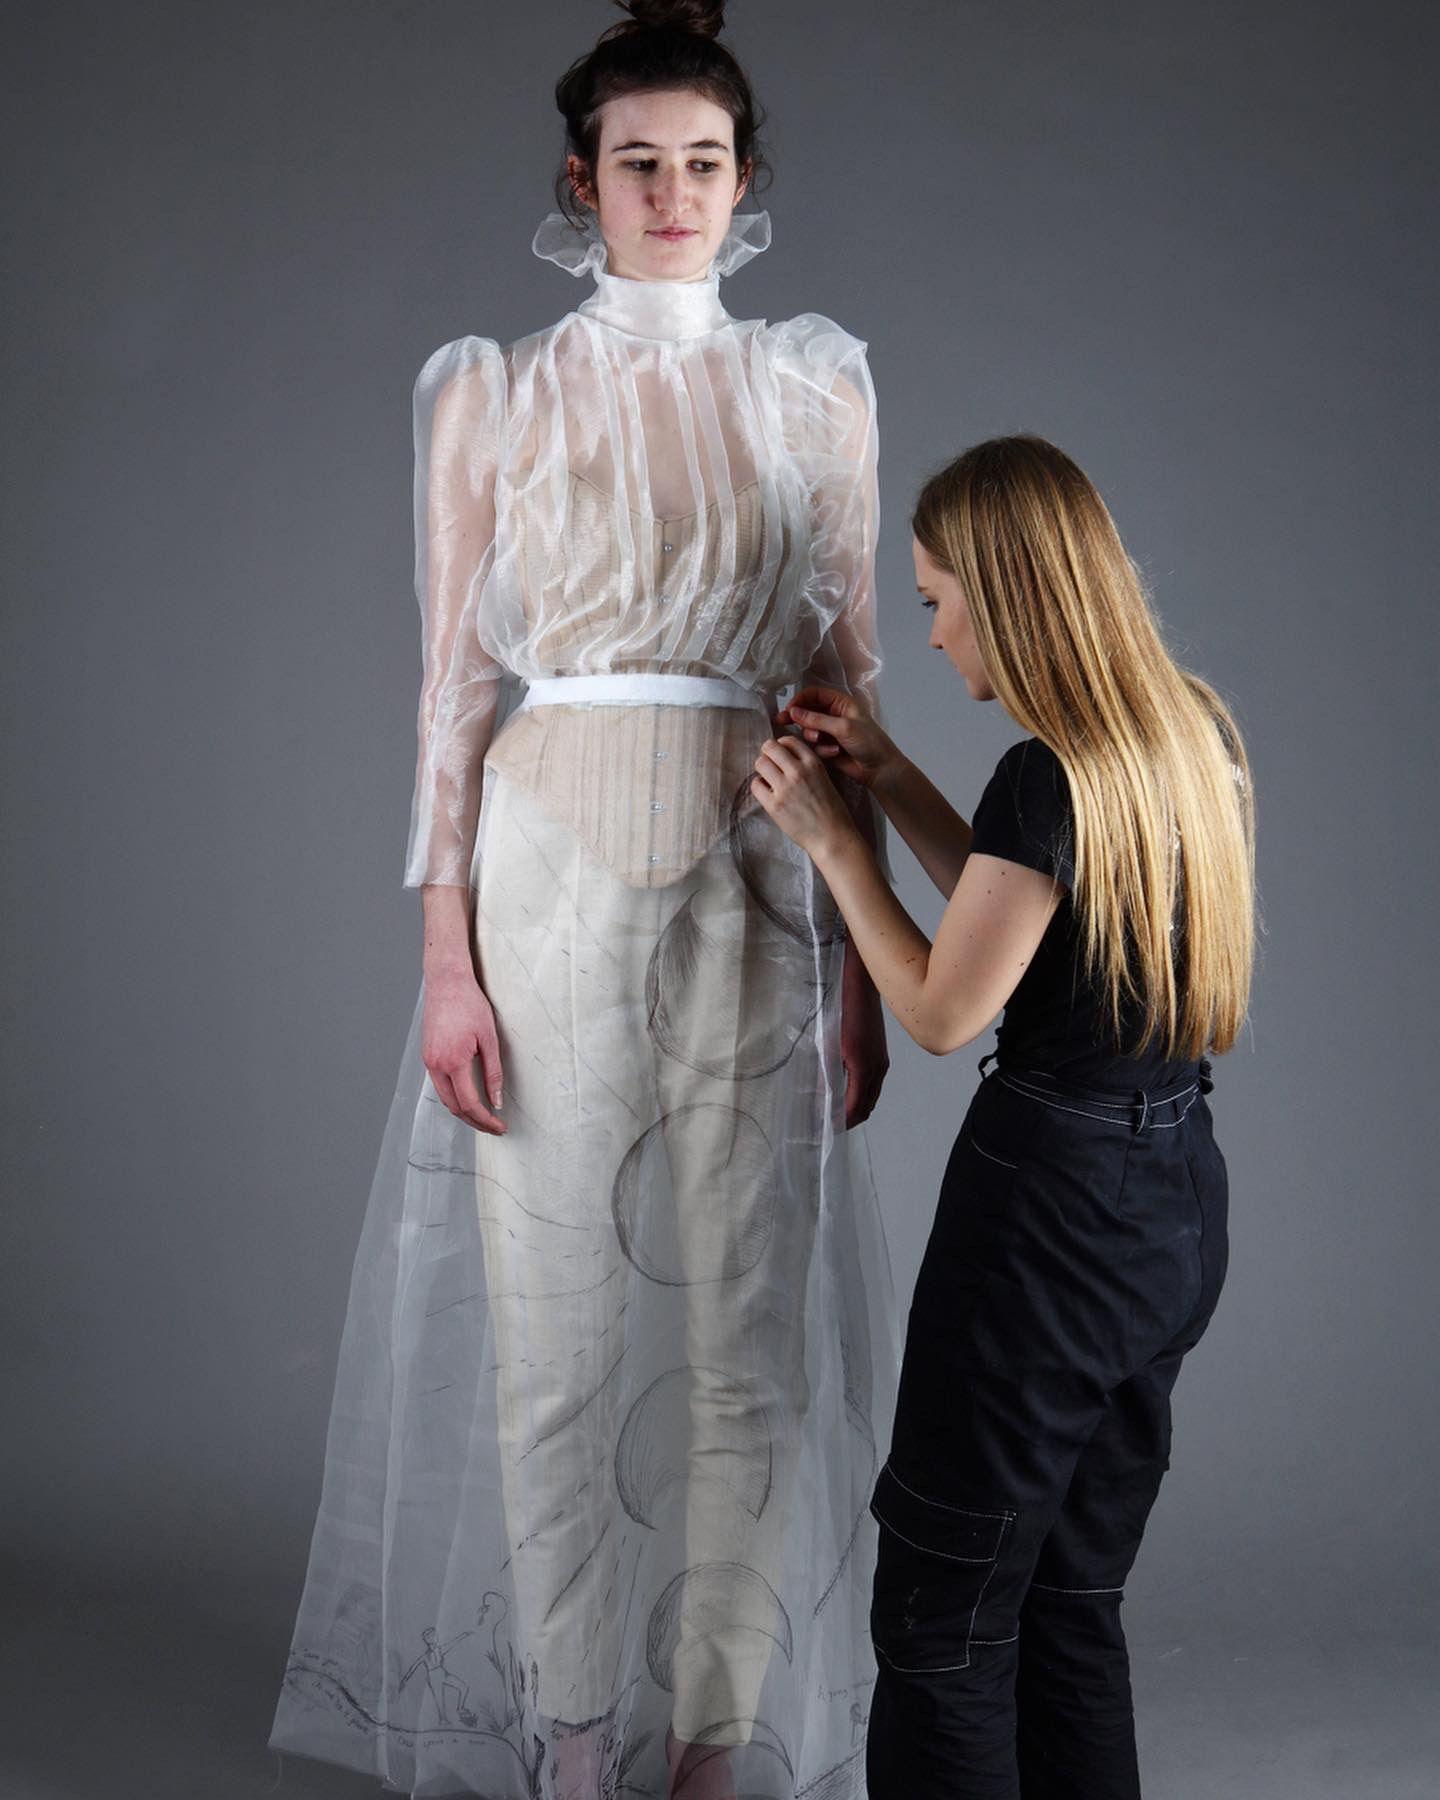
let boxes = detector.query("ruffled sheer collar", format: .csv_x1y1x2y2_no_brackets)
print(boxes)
532,209,771,342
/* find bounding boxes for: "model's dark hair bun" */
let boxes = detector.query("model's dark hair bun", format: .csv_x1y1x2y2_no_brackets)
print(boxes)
611,0,726,39
553,0,769,227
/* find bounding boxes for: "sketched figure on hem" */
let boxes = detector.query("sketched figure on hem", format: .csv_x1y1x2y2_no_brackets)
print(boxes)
399,1626,479,1729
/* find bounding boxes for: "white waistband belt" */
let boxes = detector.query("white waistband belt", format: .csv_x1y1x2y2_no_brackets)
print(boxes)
520,673,760,711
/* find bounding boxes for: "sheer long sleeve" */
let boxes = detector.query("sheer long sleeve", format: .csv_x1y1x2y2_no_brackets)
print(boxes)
766,317,890,876
402,336,507,889
800,335,883,722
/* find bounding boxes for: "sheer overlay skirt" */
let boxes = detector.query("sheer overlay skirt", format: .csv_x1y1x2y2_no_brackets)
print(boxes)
269,760,896,1797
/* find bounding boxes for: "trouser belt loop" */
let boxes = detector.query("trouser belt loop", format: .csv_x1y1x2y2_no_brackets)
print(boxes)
1133,1088,1151,1134
977,1049,998,1079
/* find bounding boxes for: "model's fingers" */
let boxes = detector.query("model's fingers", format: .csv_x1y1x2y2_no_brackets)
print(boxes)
843,1058,862,1128
453,1059,506,1135
476,1028,504,1112
849,1068,878,1128
429,1067,459,1118
847,1079,876,1130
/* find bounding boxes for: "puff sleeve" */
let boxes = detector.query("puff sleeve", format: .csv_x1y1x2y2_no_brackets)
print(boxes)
402,337,507,889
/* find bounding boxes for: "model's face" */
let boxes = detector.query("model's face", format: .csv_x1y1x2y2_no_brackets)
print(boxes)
914,538,996,701
569,88,748,283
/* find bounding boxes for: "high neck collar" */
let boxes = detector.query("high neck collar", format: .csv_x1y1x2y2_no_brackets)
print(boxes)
532,209,771,341
577,269,731,341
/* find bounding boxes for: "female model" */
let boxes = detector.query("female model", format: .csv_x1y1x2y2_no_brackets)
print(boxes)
753,436,1254,1799
268,4,895,1798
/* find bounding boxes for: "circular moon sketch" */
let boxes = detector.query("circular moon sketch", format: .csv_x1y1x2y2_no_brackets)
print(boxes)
645,895,823,1081
614,1366,774,1528
645,1561,794,1694
611,1103,774,1285
671,1715,794,1797
727,783,845,948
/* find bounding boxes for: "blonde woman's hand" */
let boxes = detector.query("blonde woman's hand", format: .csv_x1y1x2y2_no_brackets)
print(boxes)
774,686,902,791
422,970,508,1135
751,733,859,862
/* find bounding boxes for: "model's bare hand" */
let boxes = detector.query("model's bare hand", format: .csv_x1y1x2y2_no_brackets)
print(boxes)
774,686,901,790
422,971,507,1135
841,943,889,1129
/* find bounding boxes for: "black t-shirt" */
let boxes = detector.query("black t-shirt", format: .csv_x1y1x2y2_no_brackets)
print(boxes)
967,737,1198,1090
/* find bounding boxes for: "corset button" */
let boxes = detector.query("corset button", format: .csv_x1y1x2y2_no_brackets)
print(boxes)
662,541,675,553
650,801,665,813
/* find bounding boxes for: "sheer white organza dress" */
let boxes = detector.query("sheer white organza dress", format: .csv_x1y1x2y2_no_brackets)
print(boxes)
269,209,898,1799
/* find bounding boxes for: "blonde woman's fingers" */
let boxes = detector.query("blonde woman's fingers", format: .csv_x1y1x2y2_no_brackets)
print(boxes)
789,684,853,717
754,740,790,781
789,704,848,732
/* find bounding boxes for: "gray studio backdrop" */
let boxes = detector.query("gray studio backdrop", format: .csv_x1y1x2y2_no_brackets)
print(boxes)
4,1,1437,1794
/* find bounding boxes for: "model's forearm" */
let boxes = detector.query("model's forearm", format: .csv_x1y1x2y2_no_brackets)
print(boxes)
871,755,973,898
420,882,478,982
818,832,943,1050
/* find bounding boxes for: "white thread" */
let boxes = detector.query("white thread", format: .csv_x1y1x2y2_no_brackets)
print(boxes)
882,1462,1016,1524
1002,1074,1197,1112
998,1074,1198,1129
870,1513,997,1566
962,1530,1010,1671
971,1138,1019,1171
872,1468,1017,1674
872,1540,1014,1673
1146,1092,1201,1128
873,1641,973,1674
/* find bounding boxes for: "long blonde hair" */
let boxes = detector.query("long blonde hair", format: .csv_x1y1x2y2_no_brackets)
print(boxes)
913,436,1255,1060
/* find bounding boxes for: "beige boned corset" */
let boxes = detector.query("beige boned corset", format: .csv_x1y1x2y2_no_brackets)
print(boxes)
484,471,792,887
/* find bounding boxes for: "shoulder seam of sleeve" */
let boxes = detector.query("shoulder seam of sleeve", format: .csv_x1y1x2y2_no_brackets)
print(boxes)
762,313,867,352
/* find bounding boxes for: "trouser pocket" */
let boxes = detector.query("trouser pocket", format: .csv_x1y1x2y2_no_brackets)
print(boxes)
869,1461,1015,1673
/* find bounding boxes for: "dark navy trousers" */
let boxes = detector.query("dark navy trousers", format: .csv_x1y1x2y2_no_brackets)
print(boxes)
867,1057,1229,1799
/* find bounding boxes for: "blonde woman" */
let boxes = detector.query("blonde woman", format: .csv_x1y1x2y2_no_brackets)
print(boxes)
751,435,1254,1799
